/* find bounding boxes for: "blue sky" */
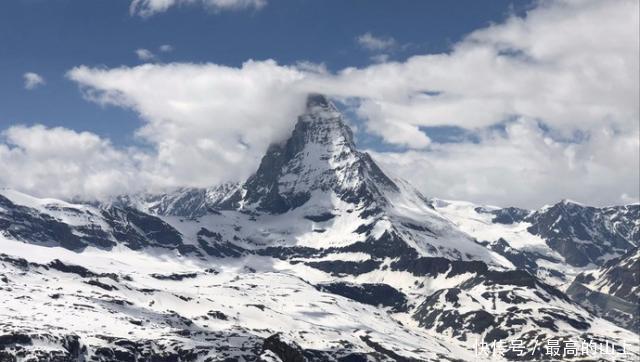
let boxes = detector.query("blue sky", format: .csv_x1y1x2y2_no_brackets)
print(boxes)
0,0,637,208
0,0,529,145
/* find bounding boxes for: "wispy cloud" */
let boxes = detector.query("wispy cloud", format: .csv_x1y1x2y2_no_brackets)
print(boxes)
356,32,396,51
23,72,45,90
135,48,156,61
369,54,389,63
159,44,174,53
130,0,266,17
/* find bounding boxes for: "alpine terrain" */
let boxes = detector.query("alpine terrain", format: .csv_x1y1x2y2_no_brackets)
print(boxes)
0,94,638,361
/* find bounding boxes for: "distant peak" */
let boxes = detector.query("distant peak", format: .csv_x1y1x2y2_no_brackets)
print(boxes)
560,198,586,207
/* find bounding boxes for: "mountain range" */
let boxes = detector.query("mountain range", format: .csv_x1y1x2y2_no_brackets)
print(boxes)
0,94,638,361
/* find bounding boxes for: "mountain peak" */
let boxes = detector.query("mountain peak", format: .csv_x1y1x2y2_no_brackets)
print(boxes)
559,198,586,207
295,94,355,148
231,93,398,213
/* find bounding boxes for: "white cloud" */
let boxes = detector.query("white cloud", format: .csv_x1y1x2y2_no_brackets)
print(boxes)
0,126,145,199
23,72,45,90
67,60,308,193
130,0,266,17
135,48,157,61
2,0,635,207
369,54,389,63
159,44,174,52
371,118,639,208
356,32,396,51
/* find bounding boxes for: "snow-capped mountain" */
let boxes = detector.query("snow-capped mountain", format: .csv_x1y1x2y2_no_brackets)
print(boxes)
434,199,638,284
228,94,399,214
567,246,640,332
518,201,636,267
1,95,638,361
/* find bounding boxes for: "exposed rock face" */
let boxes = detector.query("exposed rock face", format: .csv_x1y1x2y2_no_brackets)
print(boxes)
0,194,91,250
260,333,306,362
589,246,640,304
568,247,640,332
318,282,409,312
411,265,589,345
0,193,183,251
100,206,183,249
525,201,638,267
476,201,639,268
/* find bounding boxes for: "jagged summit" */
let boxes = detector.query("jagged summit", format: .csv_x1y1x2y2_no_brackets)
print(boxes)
231,93,398,213
289,93,356,149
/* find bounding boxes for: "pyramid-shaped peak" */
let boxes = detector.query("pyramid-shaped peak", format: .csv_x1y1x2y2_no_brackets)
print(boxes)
296,93,353,146
231,93,399,214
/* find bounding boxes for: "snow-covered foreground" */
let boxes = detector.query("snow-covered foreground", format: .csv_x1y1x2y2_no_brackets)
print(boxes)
1,235,638,362
0,236,480,361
